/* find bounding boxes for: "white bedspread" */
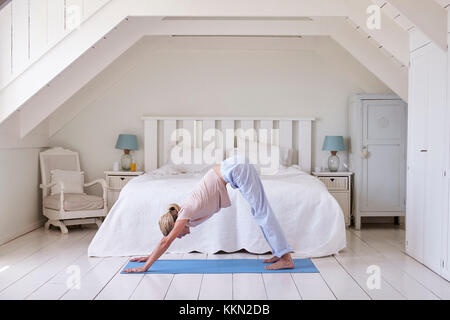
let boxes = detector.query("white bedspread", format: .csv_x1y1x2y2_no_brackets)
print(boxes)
88,166,346,257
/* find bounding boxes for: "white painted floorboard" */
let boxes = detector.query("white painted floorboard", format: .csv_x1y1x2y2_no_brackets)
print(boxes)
164,253,205,300
61,256,129,300
0,229,89,293
0,231,95,300
311,256,370,300
0,225,449,300
130,274,174,300
27,254,104,300
333,249,405,300
262,274,301,300
233,273,267,300
291,273,336,300
198,253,233,300
346,230,440,300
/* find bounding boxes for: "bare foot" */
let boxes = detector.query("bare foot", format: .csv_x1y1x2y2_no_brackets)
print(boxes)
264,253,294,270
263,256,280,263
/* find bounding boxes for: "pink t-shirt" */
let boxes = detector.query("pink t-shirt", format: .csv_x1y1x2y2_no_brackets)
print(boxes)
177,168,231,227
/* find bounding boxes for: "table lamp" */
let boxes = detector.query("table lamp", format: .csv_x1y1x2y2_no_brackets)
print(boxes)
115,134,138,171
322,136,345,172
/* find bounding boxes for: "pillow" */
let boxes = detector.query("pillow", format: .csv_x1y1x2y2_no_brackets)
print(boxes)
279,145,293,166
174,163,213,174
50,170,85,195
167,143,222,170
226,144,293,167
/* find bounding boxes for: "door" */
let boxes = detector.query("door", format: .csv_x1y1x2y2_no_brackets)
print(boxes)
423,44,447,274
361,100,407,213
406,47,430,262
406,42,447,272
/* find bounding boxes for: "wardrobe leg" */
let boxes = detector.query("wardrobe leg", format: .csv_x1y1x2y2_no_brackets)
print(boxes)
355,215,362,230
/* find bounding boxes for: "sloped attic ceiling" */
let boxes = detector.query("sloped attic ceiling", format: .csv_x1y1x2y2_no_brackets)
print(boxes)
47,35,392,137
1,0,448,141
12,15,408,140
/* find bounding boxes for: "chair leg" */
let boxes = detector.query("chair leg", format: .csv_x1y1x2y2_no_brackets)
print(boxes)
44,220,68,233
55,220,69,234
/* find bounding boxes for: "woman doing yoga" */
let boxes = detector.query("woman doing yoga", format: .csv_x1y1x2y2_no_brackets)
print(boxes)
124,156,294,272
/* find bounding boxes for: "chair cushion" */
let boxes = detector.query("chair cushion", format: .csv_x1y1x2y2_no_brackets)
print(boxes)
44,193,104,211
50,170,85,195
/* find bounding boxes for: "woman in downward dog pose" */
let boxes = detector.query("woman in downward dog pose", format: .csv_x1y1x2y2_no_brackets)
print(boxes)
124,156,294,273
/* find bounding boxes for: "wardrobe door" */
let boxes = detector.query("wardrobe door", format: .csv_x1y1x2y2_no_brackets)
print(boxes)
406,42,448,272
443,32,450,281
361,100,406,213
406,47,429,263
423,44,447,274
444,183,450,280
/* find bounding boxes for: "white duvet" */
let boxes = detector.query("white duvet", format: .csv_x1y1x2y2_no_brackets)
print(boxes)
88,166,346,258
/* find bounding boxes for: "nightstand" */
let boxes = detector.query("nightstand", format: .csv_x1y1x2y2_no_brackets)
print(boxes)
313,172,354,227
105,171,144,211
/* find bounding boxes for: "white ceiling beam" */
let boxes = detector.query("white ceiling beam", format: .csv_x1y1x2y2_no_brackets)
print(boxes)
19,19,144,138
344,0,409,66
135,18,329,36
0,112,48,148
137,15,408,66
384,0,448,50
321,17,408,101
433,0,450,9
129,0,349,17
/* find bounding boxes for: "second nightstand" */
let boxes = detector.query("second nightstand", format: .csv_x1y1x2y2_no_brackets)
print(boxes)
313,172,354,227
105,171,144,211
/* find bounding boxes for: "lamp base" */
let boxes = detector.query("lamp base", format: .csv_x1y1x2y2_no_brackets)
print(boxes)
121,152,132,171
328,152,340,172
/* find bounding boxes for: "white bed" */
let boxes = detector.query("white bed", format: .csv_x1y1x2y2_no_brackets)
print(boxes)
88,117,346,257
88,165,346,257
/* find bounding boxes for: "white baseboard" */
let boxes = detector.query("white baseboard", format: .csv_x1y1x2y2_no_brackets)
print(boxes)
0,219,45,246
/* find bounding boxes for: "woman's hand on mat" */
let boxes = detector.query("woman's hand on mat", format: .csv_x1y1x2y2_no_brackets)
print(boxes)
130,256,148,262
123,267,148,273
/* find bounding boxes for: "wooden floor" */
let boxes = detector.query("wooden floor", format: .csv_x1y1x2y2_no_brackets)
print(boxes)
0,224,449,300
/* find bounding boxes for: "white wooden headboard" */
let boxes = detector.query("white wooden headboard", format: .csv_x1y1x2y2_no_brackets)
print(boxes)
142,116,315,173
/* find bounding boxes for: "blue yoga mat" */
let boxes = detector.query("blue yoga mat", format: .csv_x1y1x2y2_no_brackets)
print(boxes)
121,259,318,274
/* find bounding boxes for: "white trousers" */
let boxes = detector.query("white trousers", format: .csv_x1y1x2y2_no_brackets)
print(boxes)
220,156,292,258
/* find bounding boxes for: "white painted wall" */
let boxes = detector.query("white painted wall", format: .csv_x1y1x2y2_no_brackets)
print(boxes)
49,36,391,196
0,114,49,244
0,148,45,244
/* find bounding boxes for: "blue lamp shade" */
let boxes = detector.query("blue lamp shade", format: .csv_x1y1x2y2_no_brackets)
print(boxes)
322,136,346,152
115,134,138,151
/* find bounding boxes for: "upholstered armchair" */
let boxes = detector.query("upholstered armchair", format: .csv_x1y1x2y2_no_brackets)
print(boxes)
39,147,108,233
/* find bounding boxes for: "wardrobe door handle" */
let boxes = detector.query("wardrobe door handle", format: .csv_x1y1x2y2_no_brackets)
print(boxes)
361,146,369,159
420,149,428,153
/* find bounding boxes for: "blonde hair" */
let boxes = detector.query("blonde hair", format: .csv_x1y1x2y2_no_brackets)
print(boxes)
159,204,181,236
